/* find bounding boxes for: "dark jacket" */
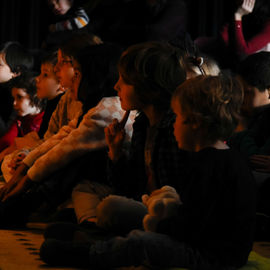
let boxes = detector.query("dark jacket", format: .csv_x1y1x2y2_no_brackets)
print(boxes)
108,111,188,200
158,147,256,268
0,82,16,137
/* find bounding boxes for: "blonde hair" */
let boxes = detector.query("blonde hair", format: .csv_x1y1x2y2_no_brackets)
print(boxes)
185,55,220,78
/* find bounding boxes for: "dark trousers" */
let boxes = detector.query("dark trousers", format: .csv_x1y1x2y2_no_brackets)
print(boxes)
88,230,234,270
0,150,109,228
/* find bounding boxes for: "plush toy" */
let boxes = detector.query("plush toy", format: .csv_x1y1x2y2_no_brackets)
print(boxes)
142,185,182,232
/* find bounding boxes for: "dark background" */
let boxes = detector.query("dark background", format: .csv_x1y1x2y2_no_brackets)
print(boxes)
0,0,233,50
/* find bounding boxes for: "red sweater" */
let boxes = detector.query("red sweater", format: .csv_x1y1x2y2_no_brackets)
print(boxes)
0,112,44,152
221,19,270,55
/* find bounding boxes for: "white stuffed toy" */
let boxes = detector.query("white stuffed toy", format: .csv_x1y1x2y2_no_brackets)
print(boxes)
142,185,182,232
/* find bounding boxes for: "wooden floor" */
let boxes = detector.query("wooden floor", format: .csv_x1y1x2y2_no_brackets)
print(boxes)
0,228,149,270
1,228,270,270
0,229,82,270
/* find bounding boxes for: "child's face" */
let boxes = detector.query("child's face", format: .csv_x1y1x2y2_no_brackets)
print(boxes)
49,0,71,15
12,88,39,117
0,53,16,83
172,99,195,151
36,62,61,100
114,74,142,111
55,49,79,99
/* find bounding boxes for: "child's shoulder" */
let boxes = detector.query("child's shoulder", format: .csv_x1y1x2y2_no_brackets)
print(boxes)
198,147,249,168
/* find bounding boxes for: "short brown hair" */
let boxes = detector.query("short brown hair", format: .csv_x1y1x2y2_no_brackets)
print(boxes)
118,41,186,111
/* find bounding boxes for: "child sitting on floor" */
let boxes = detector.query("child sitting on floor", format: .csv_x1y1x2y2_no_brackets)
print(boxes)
40,74,256,270
0,72,45,152
43,0,97,49
0,41,34,137
36,50,65,138
0,51,65,181
48,0,89,33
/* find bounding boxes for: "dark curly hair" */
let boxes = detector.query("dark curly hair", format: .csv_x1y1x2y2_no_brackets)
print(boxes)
237,51,270,92
0,41,33,75
9,72,46,111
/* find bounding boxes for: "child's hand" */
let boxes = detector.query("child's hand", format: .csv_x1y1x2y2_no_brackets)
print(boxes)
104,119,126,162
8,152,27,173
0,163,28,201
235,0,255,19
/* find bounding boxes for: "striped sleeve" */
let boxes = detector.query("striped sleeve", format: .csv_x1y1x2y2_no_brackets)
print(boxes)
55,7,89,31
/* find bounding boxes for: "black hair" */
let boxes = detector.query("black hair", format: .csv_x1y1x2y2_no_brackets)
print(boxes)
240,0,270,39
118,41,186,110
76,43,123,113
10,72,46,111
0,41,34,74
237,51,270,92
40,50,58,66
59,32,100,59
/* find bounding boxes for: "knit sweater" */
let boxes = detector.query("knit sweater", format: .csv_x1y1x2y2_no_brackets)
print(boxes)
43,90,83,140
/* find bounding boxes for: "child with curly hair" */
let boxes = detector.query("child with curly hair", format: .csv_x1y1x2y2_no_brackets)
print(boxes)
0,72,45,152
40,74,256,270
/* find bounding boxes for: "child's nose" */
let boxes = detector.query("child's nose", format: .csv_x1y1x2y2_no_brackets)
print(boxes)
114,82,120,92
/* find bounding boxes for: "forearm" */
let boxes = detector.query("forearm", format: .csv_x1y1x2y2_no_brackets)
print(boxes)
232,19,270,55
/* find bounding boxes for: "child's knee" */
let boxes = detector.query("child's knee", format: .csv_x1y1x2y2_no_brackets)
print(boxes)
96,195,147,233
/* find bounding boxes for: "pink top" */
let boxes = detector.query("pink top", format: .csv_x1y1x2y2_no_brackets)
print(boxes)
221,19,270,55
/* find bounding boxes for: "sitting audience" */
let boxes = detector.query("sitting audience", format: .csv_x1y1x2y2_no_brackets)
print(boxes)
0,72,45,152
40,74,256,270
0,41,34,137
0,50,64,181
228,51,270,157
0,42,130,228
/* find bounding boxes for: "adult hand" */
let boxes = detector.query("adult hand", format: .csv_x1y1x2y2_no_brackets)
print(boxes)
235,0,255,20
250,155,270,173
104,119,126,162
0,163,29,201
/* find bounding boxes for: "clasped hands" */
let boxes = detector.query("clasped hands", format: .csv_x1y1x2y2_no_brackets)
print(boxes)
0,163,31,202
